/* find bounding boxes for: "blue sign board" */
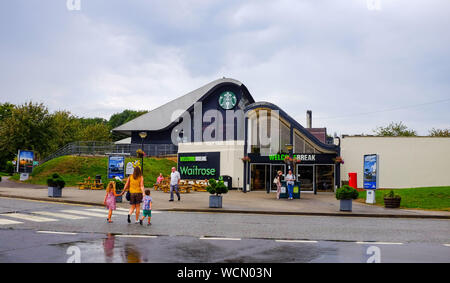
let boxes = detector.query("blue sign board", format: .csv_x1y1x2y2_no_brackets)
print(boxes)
363,154,378,189
108,156,125,179
17,150,34,173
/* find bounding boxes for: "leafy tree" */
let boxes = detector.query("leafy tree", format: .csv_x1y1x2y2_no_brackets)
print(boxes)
0,102,14,122
373,122,417,137
429,128,450,137
108,109,148,141
0,102,54,161
48,111,82,152
76,123,112,141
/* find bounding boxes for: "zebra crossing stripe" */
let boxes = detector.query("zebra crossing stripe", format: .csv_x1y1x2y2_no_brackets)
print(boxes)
32,211,88,220
356,241,403,245
2,213,58,222
0,218,23,225
115,235,157,238
86,208,130,215
61,210,108,218
37,231,78,235
199,237,241,241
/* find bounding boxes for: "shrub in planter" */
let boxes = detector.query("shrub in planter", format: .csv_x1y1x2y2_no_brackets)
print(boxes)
47,173,66,197
206,178,228,208
384,190,401,208
336,185,359,211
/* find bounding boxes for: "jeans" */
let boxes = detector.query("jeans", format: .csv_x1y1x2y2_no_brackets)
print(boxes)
287,183,294,199
170,184,180,200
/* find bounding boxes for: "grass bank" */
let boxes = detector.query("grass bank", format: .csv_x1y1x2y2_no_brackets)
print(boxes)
357,187,450,211
10,155,176,188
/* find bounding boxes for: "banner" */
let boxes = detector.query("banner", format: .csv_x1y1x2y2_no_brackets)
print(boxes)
17,150,34,173
108,156,125,179
178,152,220,180
363,154,378,189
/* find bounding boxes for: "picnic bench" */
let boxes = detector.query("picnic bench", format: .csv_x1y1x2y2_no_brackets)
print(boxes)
77,177,103,190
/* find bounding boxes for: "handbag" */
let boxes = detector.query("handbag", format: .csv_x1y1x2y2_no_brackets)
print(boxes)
125,191,130,201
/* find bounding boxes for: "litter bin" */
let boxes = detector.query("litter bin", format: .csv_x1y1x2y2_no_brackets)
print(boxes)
221,175,232,191
279,181,301,199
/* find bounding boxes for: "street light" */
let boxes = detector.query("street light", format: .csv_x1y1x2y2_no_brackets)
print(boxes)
139,132,147,173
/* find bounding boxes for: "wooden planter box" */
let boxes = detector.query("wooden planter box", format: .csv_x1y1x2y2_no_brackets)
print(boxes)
384,197,401,208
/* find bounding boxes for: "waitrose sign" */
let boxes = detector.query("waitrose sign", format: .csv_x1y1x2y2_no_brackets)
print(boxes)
178,152,220,179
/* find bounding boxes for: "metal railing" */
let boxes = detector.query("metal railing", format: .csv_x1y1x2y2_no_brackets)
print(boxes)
41,141,178,164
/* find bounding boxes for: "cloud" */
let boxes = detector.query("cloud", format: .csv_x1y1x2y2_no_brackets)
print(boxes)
0,0,449,136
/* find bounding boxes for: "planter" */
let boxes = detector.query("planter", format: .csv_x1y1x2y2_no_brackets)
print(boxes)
48,186,62,198
384,197,401,208
209,195,223,208
339,199,352,211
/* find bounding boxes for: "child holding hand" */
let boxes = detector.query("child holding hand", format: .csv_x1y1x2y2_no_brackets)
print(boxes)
140,189,152,226
104,181,123,223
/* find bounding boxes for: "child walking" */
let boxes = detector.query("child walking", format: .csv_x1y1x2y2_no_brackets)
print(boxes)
104,181,122,223
140,189,152,226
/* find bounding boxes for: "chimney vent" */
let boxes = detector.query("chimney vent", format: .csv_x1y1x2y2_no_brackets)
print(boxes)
306,110,312,128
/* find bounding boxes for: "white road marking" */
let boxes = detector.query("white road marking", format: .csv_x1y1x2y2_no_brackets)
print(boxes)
116,208,129,212
32,211,88,220
356,241,403,245
0,218,23,225
443,244,450,247
37,231,78,235
199,237,241,241
2,213,58,222
61,210,108,218
86,208,130,215
115,235,157,238
276,240,318,243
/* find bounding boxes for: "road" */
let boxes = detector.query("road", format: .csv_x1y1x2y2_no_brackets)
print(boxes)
0,197,449,263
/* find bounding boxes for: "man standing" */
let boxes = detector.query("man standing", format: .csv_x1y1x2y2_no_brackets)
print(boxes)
169,167,181,201
285,169,295,200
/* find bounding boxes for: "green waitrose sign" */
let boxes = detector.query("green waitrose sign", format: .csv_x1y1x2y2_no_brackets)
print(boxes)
178,152,220,179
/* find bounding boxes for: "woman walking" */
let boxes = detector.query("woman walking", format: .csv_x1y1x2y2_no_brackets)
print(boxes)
274,170,283,199
123,166,145,223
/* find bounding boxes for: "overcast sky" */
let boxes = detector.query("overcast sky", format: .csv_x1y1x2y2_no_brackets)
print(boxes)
1,0,449,136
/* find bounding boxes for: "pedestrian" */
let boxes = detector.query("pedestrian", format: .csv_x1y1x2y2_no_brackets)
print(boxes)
103,181,122,223
274,170,283,199
123,166,145,223
140,189,152,226
169,167,181,201
285,169,295,200
156,173,164,184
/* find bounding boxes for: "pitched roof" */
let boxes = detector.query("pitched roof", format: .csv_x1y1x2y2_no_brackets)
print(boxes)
113,78,245,133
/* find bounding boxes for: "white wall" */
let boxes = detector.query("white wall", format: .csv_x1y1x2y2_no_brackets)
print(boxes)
340,136,450,188
178,141,244,188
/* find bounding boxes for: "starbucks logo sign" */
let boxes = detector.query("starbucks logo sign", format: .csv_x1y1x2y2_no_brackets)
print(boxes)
218,91,237,110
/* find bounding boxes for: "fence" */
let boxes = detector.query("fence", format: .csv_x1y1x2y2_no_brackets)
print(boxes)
41,141,178,164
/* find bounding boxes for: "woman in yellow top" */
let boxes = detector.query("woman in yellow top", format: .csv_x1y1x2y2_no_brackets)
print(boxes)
123,166,145,224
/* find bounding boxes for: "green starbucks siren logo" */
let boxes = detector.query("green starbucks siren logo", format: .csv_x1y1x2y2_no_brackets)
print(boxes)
218,91,237,110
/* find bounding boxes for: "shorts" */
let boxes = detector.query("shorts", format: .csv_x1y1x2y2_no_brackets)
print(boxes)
129,193,143,205
143,210,152,217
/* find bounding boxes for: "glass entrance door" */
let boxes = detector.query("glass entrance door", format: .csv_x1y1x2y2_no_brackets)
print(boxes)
315,165,335,192
250,164,271,191
296,164,314,192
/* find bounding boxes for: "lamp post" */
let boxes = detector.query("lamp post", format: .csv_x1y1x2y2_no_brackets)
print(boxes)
139,131,147,173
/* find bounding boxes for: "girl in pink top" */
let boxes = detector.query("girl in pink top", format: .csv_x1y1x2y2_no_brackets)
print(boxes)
156,173,164,184
104,181,123,223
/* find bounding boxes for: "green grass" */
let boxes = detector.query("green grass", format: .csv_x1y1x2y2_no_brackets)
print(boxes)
357,187,450,211
10,155,176,188
0,172,10,177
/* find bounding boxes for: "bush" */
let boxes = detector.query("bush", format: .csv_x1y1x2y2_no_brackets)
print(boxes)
5,161,14,175
206,178,228,196
384,190,401,199
104,178,125,191
336,185,358,200
47,173,66,189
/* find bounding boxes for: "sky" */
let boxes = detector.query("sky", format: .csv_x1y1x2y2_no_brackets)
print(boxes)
0,0,449,136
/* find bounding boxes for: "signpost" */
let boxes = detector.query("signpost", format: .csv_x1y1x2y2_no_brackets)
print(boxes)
363,154,378,204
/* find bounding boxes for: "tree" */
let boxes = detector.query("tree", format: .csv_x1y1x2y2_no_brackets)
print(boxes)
0,102,14,122
48,111,82,152
429,128,450,137
0,102,54,161
76,123,112,141
373,122,417,137
108,109,148,141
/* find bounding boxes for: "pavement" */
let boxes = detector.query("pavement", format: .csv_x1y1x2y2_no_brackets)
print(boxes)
0,177,449,219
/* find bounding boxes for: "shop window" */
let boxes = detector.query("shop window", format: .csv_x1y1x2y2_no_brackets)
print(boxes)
315,165,335,192
305,142,315,153
279,120,290,154
294,132,305,153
